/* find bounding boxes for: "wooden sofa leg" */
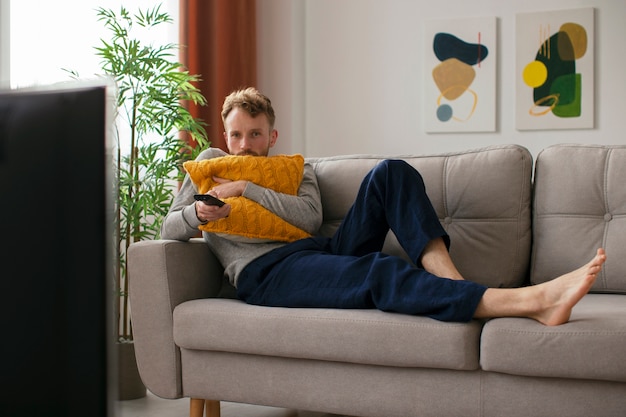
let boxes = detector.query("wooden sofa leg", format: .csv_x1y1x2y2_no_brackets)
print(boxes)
190,398,221,417
205,399,221,417
190,398,205,417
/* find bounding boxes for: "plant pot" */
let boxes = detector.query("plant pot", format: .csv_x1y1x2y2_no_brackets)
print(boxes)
117,342,146,400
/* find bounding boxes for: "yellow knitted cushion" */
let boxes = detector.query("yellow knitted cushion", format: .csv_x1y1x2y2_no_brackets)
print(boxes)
183,154,311,242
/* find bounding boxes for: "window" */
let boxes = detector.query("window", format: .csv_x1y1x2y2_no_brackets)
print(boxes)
7,0,179,88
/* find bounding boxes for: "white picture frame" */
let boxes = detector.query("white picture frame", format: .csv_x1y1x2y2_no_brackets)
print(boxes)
424,16,497,133
516,7,595,130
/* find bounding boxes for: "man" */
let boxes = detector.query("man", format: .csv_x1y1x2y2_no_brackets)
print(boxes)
161,87,606,325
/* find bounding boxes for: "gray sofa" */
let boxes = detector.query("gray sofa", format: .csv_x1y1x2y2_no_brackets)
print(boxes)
128,144,626,417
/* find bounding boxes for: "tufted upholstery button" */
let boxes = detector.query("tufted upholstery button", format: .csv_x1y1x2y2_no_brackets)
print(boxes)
604,213,613,222
444,217,452,225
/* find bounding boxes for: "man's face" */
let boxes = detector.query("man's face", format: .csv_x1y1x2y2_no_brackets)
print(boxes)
224,107,277,156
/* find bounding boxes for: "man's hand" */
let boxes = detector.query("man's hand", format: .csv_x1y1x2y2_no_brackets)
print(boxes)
195,199,231,223
194,177,247,223
210,176,248,199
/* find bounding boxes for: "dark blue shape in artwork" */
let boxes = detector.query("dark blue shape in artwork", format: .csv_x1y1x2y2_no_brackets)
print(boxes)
433,33,488,66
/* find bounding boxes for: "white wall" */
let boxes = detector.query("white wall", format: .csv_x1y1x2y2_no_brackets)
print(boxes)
0,0,9,88
257,0,307,156
257,0,626,159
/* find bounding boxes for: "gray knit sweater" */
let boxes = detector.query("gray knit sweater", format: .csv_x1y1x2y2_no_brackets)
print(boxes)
160,148,324,287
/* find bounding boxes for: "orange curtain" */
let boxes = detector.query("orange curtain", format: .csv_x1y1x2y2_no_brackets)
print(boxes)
180,0,257,152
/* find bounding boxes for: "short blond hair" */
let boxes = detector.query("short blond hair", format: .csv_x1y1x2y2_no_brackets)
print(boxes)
221,87,276,129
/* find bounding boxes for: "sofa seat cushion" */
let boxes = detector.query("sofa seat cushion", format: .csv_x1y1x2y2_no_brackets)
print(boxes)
173,298,483,371
480,294,626,382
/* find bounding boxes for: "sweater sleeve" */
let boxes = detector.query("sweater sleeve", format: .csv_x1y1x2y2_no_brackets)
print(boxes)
242,162,323,235
160,148,228,241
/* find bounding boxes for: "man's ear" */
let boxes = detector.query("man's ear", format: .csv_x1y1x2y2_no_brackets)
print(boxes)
269,129,278,148
223,131,231,153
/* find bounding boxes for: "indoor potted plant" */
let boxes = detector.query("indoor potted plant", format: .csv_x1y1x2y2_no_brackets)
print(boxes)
68,4,210,400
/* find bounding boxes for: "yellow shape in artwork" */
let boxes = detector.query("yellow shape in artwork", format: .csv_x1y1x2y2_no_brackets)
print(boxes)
523,60,548,88
432,58,475,101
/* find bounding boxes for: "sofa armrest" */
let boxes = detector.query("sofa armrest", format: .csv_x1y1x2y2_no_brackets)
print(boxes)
128,238,223,398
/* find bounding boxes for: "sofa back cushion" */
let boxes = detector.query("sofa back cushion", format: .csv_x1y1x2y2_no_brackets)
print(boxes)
308,144,533,288
531,144,626,293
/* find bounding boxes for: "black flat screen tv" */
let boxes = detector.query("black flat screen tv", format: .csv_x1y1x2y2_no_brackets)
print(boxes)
0,80,116,417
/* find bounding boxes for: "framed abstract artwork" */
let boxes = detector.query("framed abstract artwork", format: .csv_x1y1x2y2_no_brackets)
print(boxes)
516,8,595,130
424,16,497,133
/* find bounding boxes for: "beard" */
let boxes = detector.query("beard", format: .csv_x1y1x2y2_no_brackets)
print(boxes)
235,146,270,157
236,150,261,156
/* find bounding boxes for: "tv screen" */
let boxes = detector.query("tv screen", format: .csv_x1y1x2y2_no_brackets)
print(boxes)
0,80,116,416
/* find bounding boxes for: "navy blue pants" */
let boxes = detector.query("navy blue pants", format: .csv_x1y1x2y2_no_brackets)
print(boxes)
237,160,487,322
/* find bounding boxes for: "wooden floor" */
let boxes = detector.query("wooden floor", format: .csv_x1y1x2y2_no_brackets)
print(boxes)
116,390,345,417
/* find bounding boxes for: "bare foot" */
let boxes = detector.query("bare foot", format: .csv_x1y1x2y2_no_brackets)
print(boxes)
531,248,606,326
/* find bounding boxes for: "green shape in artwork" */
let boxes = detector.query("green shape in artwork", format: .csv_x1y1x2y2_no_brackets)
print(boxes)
551,73,582,118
